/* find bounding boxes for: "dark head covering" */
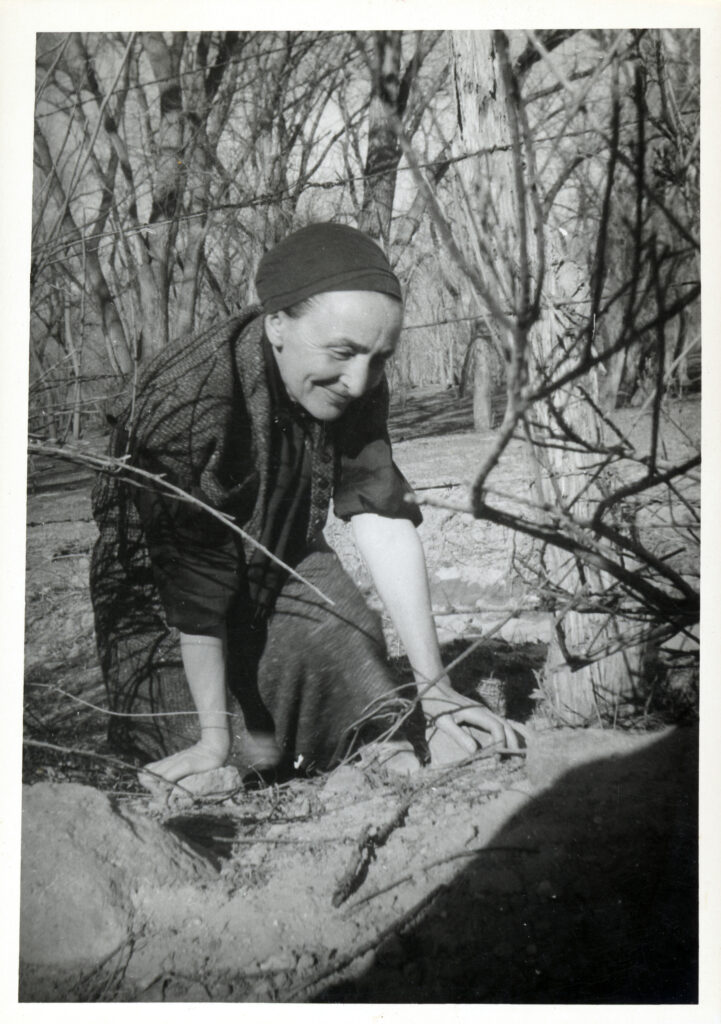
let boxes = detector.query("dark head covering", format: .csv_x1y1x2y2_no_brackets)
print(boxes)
255,222,402,313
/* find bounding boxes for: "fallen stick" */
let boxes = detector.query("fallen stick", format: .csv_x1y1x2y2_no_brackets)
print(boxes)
231,835,349,847
348,843,540,909
331,793,414,907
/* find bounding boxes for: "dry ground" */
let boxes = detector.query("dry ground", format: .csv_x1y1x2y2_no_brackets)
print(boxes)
20,389,699,1003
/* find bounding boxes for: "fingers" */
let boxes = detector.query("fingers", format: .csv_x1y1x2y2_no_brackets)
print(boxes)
503,721,520,752
427,719,482,768
454,704,505,745
436,716,477,755
451,705,528,753
424,689,530,758
506,718,532,743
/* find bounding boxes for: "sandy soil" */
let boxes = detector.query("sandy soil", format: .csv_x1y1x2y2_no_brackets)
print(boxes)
20,391,699,1003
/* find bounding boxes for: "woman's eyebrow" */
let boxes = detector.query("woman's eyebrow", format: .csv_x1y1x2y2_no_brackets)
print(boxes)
332,339,394,357
332,338,368,352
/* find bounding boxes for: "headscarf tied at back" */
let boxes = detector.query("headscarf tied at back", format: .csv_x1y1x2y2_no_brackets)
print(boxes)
255,222,402,313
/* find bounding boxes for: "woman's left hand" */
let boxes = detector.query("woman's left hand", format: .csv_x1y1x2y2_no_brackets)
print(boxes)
421,678,529,760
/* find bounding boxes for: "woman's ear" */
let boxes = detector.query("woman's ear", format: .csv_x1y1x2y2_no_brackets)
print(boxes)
264,312,285,351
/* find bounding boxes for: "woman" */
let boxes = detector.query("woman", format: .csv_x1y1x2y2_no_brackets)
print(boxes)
90,222,523,785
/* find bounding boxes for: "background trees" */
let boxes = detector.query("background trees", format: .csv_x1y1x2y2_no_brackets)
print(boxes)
399,29,699,720
29,29,700,722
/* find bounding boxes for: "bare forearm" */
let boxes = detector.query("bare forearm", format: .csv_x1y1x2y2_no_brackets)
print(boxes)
179,633,230,745
140,633,231,784
351,514,444,691
351,513,525,758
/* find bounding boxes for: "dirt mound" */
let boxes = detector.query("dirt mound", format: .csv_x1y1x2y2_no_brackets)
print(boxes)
18,725,697,1003
19,782,215,999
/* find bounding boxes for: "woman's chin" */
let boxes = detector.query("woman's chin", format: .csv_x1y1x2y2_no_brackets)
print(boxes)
302,391,350,420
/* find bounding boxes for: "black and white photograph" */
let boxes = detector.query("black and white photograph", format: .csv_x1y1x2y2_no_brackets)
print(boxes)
4,1,719,1012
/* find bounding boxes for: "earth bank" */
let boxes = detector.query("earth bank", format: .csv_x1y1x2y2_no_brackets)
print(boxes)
21,391,700,1002
19,724,697,1003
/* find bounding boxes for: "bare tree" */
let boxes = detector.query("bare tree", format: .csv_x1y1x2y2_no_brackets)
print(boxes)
29,29,700,724
391,29,699,722
30,31,358,436
354,31,442,245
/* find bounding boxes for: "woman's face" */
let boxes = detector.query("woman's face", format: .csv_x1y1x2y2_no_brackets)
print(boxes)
264,290,403,421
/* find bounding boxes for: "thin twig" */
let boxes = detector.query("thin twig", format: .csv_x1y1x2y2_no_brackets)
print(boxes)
339,607,529,754
22,737,195,797
27,440,334,607
332,793,414,907
26,682,244,722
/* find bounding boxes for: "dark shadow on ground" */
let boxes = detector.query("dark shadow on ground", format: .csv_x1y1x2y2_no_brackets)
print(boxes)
387,386,507,443
390,637,547,724
388,390,474,443
317,726,698,1004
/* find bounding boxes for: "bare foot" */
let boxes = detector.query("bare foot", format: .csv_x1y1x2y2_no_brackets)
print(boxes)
139,736,229,788
237,731,281,772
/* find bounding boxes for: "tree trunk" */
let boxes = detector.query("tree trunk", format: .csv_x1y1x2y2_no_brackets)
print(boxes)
472,336,493,430
358,32,403,246
63,297,82,441
532,255,641,724
450,32,516,429
173,32,243,338
140,31,187,355
62,32,148,367
452,31,640,720
34,127,132,375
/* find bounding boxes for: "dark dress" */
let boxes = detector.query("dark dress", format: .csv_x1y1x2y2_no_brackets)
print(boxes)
90,309,427,772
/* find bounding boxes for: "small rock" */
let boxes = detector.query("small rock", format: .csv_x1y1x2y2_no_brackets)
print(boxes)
211,981,234,1000
296,952,316,973
258,953,295,973
319,764,371,799
171,765,242,803
536,879,555,899
141,977,169,1002
252,980,274,1001
292,797,312,818
129,968,164,996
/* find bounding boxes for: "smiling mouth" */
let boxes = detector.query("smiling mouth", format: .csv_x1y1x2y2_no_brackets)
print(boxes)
322,388,349,405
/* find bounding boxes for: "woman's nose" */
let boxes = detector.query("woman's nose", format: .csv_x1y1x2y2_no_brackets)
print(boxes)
342,357,371,398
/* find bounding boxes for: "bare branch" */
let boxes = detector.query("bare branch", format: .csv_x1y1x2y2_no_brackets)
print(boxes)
28,441,335,607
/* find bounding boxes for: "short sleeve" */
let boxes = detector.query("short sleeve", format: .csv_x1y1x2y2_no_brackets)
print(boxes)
332,376,422,526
